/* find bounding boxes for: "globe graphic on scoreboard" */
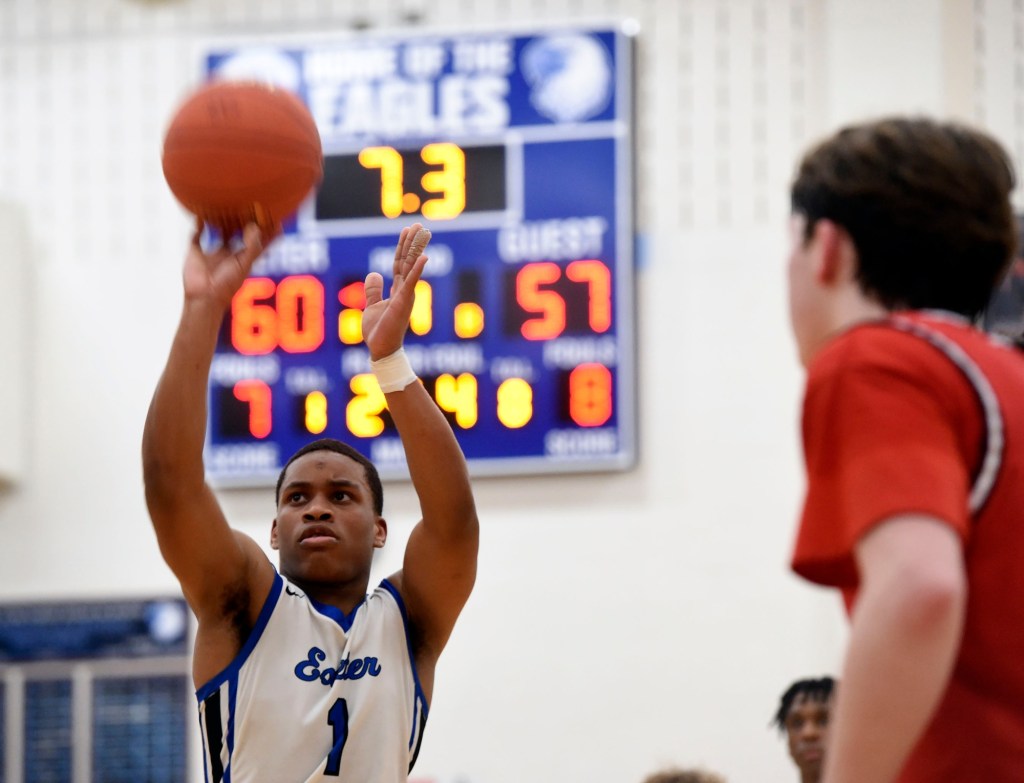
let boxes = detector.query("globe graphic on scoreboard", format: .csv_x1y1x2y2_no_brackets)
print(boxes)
520,33,613,123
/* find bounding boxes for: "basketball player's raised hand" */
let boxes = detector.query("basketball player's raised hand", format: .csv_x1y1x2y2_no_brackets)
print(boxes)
362,224,431,361
182,220,268,310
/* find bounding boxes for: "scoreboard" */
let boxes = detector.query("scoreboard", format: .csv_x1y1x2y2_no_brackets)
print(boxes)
202,24,637,484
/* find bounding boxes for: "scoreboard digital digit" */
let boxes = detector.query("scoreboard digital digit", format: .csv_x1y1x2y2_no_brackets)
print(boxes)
203,24,637,485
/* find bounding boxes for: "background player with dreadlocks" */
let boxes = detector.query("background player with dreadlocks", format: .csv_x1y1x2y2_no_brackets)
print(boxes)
772,677,836,783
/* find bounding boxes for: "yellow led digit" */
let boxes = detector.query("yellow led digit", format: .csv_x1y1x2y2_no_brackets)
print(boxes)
566,260,612,333
420,142,466,220
305,391,328,435
346,373,387,438
410,280,432,336
434,373,478,428
358,146,405,219
454,302,484,338
496,378,533,429
338,309,362,344
233,380,273,438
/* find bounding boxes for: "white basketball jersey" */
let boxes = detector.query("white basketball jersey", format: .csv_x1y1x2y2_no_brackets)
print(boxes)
196,573,428,782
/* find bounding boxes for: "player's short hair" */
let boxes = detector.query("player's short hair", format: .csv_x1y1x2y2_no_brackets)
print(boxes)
641,769,727,783
791,117,1017,318
275,438,384,515
771,676,836,733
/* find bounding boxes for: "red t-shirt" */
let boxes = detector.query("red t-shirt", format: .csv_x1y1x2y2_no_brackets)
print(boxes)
792,312,1024,781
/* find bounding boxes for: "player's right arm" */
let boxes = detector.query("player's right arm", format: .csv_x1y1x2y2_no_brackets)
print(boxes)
822,516,966,783
142,223,276,680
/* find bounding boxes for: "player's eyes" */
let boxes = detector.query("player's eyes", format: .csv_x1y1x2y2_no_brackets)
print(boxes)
332,491,351,502
288,492,305,503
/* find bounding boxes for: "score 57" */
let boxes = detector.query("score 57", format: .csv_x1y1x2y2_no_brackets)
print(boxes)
512,260,612,340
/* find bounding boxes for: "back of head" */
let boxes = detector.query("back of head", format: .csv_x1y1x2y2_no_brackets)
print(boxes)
791,117,1017,318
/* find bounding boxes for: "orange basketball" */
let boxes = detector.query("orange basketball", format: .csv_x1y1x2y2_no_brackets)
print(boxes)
162,80,323,236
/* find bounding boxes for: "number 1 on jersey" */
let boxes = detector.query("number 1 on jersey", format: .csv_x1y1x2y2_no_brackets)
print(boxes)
325,698,349,776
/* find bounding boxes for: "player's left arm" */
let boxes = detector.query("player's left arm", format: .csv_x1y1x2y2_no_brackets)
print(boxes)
361,225,480,664
384,378,479,655
822,514,967,783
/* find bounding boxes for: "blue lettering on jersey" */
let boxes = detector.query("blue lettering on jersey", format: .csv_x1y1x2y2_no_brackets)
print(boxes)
294,646,383,685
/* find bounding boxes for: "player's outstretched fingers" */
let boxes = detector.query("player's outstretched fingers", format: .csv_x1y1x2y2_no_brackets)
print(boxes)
401,253,429,292
392,225,413,277
391,227,431,296
409,227,432,261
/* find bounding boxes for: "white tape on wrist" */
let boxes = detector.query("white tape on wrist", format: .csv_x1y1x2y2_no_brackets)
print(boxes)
370,347,418,393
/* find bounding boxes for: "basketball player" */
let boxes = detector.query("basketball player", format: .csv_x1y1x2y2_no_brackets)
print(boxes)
786,117,1023,781
142,222,478,781
772,677,835,783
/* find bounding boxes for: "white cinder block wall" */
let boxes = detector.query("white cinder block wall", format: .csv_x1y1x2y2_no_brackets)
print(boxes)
0,1,1019,781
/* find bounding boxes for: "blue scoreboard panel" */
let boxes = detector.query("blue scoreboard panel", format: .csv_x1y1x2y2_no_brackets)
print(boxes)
203,24,636,484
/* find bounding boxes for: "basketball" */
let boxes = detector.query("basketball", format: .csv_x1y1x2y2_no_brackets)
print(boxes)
161,80,323,236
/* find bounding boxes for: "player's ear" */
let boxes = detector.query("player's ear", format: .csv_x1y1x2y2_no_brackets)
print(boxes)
374,517,387,549
270,518,281,550
810,219,850,285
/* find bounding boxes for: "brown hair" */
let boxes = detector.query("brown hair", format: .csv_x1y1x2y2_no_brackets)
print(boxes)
791,117,1017,318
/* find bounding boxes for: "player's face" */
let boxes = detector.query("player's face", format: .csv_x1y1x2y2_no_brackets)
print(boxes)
271,451,385,586
785,693,832,780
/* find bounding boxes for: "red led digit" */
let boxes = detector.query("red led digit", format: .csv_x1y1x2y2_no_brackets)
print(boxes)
516,262,565,340
233,380,272,438
568,363,613,427
338,281,366,310
231,278,278,355
566,260,612,333
276,275,325,353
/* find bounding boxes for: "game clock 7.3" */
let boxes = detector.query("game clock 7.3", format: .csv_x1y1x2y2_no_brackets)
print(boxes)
315,142,507,221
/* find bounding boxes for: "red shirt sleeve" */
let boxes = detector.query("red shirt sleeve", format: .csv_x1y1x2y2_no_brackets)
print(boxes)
792,325,982,588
